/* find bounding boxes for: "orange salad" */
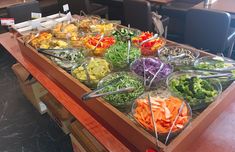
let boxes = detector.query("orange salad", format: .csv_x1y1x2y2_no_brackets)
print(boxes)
132,32,165,56
133,96,190,134
85,35,115,56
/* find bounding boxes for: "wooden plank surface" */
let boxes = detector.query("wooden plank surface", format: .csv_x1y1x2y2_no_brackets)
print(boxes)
0,0,32,9
0,32,131,152
194,0,235,14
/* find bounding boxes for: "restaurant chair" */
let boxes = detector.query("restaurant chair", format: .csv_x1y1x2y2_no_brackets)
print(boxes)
7,0,41,24
57,0,108,18
184,8,235,57
123,0,169,38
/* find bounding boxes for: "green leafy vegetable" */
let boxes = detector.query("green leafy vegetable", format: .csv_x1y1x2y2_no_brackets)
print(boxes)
99,73,144,110
105,41,141,69
169,75,219,109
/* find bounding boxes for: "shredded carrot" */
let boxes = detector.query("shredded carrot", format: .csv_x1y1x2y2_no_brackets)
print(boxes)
134,96,190,134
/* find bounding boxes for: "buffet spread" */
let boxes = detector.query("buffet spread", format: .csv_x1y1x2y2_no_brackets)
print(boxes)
15,14,235,151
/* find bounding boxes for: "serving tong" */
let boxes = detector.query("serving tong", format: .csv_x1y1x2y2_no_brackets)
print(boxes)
192,73,233,79
38,48,74,52
82,76,135,100
37,49,71,62
147,94,160,149
93,34,104,51
81,62,91,85
187,72,232,94
165,102,185,144
167,53,186,62
147,63,164,89
139,34,158,46
25,33,40,44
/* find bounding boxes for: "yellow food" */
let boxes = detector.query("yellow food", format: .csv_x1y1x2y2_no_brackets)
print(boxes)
52,23,78,39
72,58,111,87
30,32,53,49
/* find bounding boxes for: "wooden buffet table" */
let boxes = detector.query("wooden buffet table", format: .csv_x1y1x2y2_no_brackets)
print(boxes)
194,0,235,14
1,32,235,152
0,33,131,152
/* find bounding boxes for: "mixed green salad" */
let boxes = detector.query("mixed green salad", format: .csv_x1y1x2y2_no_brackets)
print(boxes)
105,41,141,69
53,50,84,69
98,73,144,110
195,56,234,70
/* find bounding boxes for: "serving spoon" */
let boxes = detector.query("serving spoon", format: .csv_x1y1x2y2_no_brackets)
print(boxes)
139,34,158,46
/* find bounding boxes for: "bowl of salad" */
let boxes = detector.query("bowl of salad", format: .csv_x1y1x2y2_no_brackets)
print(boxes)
194,56,235,89
98,72,145,112
130,57,173,89
194,56,235,71
132,89,192,141
51,49,85,70
158,46,200,66
112,27,141,41
132,32,166,56
167,71,222,110
84,34,116,56
71,57,112,89
105,41,141,70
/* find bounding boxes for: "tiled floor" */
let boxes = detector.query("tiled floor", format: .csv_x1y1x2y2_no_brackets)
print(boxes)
0,48,73,152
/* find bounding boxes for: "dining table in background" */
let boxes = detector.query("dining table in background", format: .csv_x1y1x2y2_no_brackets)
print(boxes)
194,0,235,15
147,0,174,5
0,0,32,9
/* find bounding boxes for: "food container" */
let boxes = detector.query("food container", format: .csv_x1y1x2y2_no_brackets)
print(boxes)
158,46,200,66
71,57,112,89
84,35,116,56
167,71,222,110
51,49,85,71
97,72,145,112
76,16,102,32
90,23,116,36
105,41,141,70
194,56,235,90
131,89,192,143
132,32,166,56
130,57,173,88
52,22,78,39
194,56,235,70
112,27,141,41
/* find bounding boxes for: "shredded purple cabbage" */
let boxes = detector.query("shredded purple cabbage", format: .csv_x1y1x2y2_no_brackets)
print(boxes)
130,57,173,86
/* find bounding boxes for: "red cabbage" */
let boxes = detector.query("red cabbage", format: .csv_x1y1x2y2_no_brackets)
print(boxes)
130,57,173,87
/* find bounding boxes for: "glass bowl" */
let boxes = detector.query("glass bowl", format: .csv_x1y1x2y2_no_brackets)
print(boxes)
97,72,145,112
51,49,85,71
158,46,200,66
112,27,141,41
130,57,173,89
83,34,116,57
131,89,192,140
166,71,222,110
194,56,235,90
71,57,112,89
90,23,117,36
194,56,235,70
132,32,166,56
105,41,141,71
